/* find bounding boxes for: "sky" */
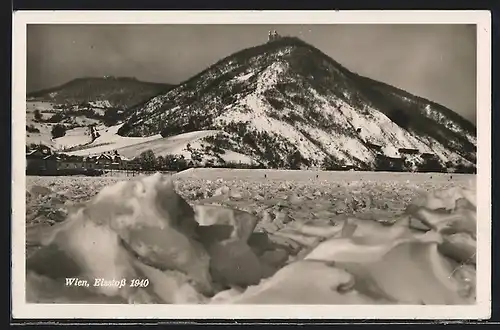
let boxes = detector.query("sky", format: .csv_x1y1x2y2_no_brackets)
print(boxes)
27,24,477,123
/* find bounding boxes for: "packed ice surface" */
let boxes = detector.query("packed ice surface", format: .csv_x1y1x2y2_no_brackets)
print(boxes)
25,170,477,304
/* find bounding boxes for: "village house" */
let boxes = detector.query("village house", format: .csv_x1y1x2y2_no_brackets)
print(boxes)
26,146,51,158
26,145,53,174
83,156,98,169
42,154,60,174
374,145,405,171
340,164,357,171
115,155,132,169
418,152,444,172
421,152,438,159
398,148,420,155
57,155,85,170
96,153,113,169
110,155,126,170
375,154,405,171
127,158,142,171
397,148,421,171
365,142,383,153
83,151,131,170
26,150,46,173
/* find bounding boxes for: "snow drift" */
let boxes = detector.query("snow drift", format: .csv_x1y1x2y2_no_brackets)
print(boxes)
26,173,477,304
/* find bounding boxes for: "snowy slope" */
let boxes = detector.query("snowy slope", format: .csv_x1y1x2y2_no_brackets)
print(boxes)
53,127,93,150
65,124,163,156
115,130,220,159
64,126,225,163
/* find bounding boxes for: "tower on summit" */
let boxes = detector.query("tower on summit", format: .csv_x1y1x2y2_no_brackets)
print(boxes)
267,30,281,42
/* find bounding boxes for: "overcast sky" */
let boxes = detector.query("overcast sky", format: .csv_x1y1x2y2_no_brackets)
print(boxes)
27,24,477,123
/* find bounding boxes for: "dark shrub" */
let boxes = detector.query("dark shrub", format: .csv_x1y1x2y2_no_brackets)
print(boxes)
51,124,67,138
26,125,40,133
34,110,42,121
47,113,64,123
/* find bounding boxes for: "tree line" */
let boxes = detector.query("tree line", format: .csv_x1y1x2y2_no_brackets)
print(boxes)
133,149,266,172
134,150,191,171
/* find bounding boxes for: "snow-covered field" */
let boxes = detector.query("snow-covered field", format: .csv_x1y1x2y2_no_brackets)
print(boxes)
24,170,477,305
64,126,220,159
26,101,58,113
26,102,58,148
53,127,93,150
217,149,256,164
64,124,162,156
26,123,56,148
116,130,220,159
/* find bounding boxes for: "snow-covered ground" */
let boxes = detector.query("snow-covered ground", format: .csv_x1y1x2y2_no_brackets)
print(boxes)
26,101,59,113
97,130,221,159
26,102,57,148
88,100,112,108
65,124,163,156
53,127,93,150
26,123,56,149
218,149,256,164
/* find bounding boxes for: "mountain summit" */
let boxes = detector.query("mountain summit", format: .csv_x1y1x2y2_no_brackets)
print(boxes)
117,36,476,171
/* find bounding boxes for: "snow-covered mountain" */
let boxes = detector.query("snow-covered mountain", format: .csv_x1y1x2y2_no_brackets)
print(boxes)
28,76,173,110
98,37,477,171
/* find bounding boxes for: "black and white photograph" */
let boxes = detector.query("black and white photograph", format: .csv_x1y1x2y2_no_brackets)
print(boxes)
12,11,491,319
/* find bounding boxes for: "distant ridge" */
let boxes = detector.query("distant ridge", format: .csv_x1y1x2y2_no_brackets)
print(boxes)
27,76,174,110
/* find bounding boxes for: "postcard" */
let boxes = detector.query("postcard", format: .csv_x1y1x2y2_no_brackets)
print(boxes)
11,10,491,320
